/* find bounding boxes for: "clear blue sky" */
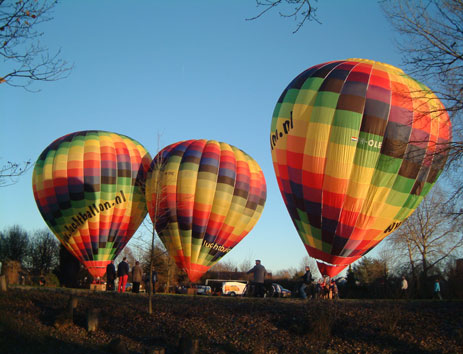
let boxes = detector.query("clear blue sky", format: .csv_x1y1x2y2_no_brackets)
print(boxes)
1,1,404,275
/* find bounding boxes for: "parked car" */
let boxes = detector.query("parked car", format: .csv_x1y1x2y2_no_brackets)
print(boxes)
175,285,188,294
222,281,247,296
195,285,212,295
272,283,292,298
124,282,145,292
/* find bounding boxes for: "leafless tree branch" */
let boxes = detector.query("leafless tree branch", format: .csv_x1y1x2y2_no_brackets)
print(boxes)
0,159,32,187
386,187,462,282
246,0,320,33
382,0,463,216
0,0,72,89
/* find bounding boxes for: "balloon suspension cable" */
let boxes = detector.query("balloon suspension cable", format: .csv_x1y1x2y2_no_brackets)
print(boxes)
315,258,350,278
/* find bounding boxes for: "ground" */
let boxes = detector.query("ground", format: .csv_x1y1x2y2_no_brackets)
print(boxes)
0,287,462,353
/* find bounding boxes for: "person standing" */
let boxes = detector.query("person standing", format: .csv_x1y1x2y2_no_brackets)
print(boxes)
323,276,331,299
145,268,158,294
131,261,143,293
314,279,322,299
330,279,339,300
106,260,116,291
433,278,442,300
401,276,408,299
247,260,267,297
299,266,313,299
117,257,129,293
151,269,157,294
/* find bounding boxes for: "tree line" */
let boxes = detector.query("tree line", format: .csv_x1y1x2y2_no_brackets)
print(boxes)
0,224,187,290
1,218,462,299
0,226,59,280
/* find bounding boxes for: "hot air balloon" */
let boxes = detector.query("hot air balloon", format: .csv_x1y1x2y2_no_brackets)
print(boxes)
146,140,267,283
271,59,451,277
32,130,151,278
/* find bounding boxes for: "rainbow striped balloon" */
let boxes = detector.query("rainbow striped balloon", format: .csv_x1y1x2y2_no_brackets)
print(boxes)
271,59,451,277
146,140,267,283
32,131,151,278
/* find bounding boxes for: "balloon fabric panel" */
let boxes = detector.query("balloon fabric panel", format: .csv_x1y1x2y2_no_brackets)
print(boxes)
32,131,151,278
271,59,451,277
146,140,266,282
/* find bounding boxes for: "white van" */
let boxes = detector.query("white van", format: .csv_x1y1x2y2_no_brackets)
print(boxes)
222,281,247,296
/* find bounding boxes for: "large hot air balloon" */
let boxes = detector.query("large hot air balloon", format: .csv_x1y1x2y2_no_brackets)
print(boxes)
146,140,267,282
32,130,151,278
271,59,451,277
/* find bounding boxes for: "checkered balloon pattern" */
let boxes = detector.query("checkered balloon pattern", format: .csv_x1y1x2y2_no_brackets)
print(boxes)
271,59,451,277
32,131,151,278
146,140,267,283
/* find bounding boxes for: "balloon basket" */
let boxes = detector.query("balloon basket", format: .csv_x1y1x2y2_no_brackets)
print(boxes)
90,283,106,291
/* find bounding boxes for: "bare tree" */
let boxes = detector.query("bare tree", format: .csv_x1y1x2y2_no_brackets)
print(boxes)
28,228,59,275
382,0,463,116
381,0,463,226
375,245,400,277
1,0,71,89
210,260,237,273
386,187,463,293
0,225,29,264
138,217,172,313
143,137,169,314
381,0,463,191
247,0,320,33
131,226,179,293
273,268,296,279
386,224,420,289
0,160,32,187
238,256,253,273
116,246,136,266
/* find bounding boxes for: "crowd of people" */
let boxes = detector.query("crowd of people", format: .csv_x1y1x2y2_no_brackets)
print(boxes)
313,277,339,300
246,261,340,300
298,266,339,300
104,257,158,294
97,258,444,301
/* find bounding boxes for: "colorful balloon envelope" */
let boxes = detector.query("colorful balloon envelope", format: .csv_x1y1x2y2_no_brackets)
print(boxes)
32,130,151,278
271,59,451,277
146,140,267,282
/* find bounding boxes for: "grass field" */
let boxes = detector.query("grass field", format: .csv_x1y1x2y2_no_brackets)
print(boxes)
0,286,462,353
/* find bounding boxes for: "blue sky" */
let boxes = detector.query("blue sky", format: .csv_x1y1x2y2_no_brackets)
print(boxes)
1,1,404,275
